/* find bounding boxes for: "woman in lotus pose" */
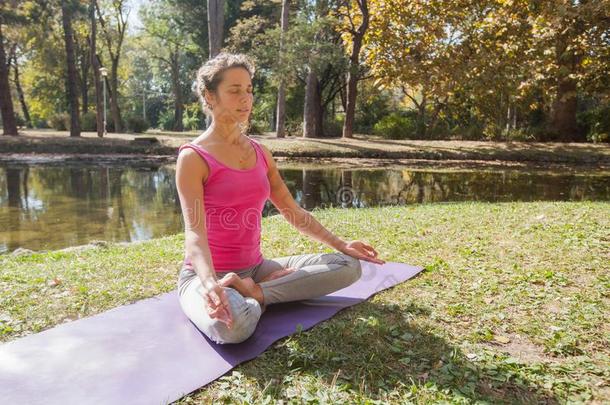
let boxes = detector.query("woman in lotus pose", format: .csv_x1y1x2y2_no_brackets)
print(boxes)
176,52,384,344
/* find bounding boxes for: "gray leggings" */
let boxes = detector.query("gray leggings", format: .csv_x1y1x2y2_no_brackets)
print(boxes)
177,252,362,344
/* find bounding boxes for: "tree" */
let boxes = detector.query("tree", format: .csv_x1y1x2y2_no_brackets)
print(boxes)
90,0,103,136
336,0,369,139
61,0,81,137
364,0,474,138
140,0,198,132
302,1,348,138
275,0,290,138
207,0,224,58
530,0,609,141
96,0,129,133
0,1,25,135
7,42,32,128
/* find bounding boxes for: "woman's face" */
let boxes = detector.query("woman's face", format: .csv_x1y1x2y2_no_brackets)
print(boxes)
206,67,253,124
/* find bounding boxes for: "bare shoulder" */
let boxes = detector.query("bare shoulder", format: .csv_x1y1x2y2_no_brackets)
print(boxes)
176,146,210,183
254,140,277,170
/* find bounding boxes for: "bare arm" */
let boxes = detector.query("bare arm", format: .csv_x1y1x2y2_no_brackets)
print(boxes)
175,148,217,283
176,148,234,327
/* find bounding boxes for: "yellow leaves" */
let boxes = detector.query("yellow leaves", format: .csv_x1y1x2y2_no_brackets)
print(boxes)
373,77,389,90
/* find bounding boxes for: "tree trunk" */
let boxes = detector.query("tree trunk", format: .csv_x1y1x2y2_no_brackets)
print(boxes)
90,0,104,137
206,0,224,129
275,0,290,138
74,36,90,114
109,60,122,132
342,0,369,139
317,95,324,137
11,52,31,128
342,59,358,138
80,49,89,114
549,32,581,142
303,68,321,138
0,22,18,135
61,0,81,137
207,0,224,57
170,50,184,132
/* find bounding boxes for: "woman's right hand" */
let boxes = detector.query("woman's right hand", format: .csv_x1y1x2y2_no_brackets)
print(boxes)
201,277,233,328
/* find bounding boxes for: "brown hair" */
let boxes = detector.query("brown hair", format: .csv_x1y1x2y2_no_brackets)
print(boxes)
195,52,256,118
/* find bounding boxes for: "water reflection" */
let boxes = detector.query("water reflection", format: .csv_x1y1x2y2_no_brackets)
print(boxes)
1,164,608,253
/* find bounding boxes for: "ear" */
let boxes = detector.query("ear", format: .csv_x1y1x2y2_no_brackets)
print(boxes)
204,89,215,107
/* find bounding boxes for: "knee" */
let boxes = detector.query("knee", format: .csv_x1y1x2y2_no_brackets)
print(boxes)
206,288,261,344
337,254,362,285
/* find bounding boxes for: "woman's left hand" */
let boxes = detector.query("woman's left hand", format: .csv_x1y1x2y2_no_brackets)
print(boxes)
340,240,385,265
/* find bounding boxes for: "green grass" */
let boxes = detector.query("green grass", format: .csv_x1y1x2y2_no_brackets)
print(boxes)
1,202,608,403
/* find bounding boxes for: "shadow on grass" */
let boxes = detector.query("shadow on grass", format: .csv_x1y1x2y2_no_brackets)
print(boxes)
182,300,558,404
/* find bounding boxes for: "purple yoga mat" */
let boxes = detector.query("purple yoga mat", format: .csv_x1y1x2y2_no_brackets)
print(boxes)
0,261,423,404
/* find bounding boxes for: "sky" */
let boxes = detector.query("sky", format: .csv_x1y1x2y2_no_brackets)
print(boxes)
126,0,145,33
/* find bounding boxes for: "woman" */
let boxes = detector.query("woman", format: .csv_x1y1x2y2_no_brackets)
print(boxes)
176,52,385,344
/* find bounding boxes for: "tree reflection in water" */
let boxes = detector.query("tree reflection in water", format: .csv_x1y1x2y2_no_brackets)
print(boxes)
0,164,607,253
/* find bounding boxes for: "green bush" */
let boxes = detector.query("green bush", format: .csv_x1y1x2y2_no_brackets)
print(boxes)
182,102,203,131
105,117,125,133
323,115,343,137
126,115,150,133
14,114,27,128
504,128,535,142
284,118,303,136
354,89,393,133
80,111,97,131
249,119,267,134
373,112,417,139
158,110,175,131
48,112,70,131
251,92,274,130
579,104,610,143
450,122,484,140
32,117,49,129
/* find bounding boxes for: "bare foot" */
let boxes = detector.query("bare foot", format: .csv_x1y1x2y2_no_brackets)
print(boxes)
218,273,264,306
260,267,297,282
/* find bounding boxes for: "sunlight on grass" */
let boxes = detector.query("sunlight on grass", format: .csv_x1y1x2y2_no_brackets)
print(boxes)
1,201,608,403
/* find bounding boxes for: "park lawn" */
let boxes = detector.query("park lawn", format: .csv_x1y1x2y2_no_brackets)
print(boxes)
2,129,610,166
1,201,608,403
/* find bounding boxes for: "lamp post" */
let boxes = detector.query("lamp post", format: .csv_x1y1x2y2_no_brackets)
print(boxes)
99,67,108,136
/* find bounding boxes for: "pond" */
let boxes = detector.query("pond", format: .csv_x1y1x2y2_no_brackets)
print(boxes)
1,160,608,253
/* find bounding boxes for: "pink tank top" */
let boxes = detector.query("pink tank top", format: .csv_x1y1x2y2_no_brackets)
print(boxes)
178,137,270,271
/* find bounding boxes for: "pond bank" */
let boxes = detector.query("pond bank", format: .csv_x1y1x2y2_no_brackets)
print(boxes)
3,152,609,174
2,129,609,166
1,201,608,403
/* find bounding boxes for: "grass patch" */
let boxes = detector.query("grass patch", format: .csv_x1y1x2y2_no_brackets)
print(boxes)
1,202,608,403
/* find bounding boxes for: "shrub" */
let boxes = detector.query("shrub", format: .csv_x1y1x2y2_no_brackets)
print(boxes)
373,112,417,139
126,115,150,133
105,117,125,133
32,117,49,129
80,111,97,132
48,112,70,131
283,118,302,136
323,115,343,137
249,119,267,134
182,102,203,131
579,104,610,143
158,110,175,131
14,114,27,128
